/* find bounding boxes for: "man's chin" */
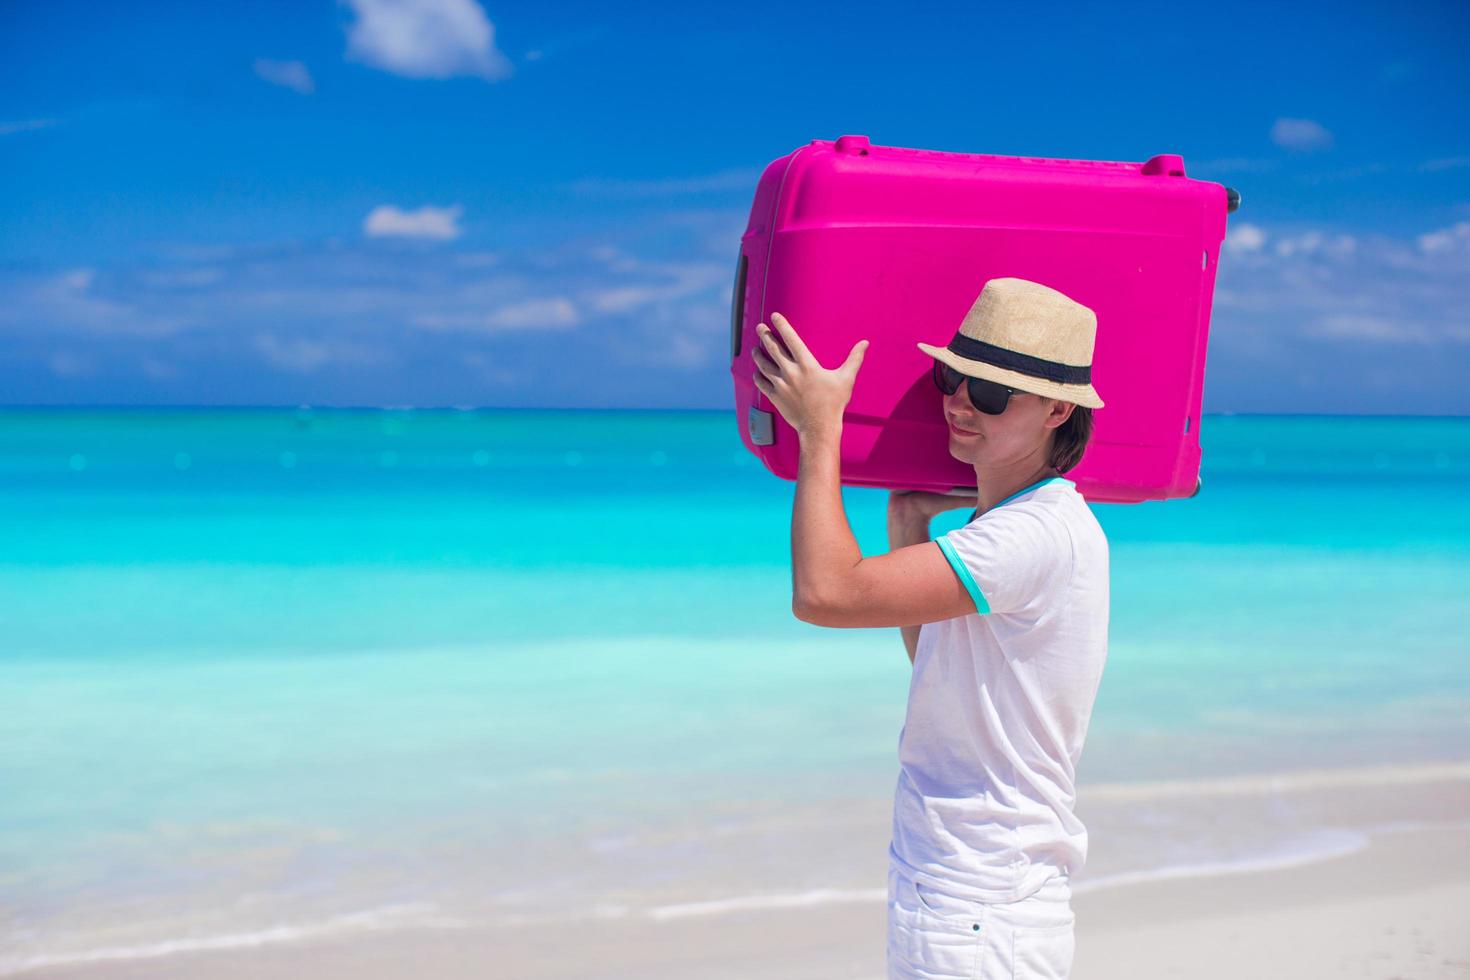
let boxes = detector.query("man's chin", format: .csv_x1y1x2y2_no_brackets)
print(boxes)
947,445,980,465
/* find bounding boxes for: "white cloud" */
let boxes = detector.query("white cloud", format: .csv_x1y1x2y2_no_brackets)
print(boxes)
651,328,716,370
582,260,729,314
1213,220,1470,356
2,267,186,337
253,332,390,372
364,203,463,240
1270,117,1334,152
586,244,641,273
253,59,316,94
1417,221,1470,255
0,215,751,396
604,296,731,371
342,0,512,80
484,297,579,330
1270,230,1356,259
0,118,58,137
1223,222,1267,254
585,285,667,314
415,296,581,332
1302,314,1432,344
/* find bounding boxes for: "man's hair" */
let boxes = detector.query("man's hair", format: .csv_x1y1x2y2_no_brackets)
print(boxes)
1047,402,1094,473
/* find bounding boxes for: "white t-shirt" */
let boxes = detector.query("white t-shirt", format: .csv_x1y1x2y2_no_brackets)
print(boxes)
888,474,1110,903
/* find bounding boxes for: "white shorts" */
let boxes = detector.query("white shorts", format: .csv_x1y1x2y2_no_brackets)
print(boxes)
886,863,1076,979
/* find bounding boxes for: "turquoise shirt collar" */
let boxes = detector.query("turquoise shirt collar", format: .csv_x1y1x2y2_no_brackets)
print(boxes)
968,475,1074,522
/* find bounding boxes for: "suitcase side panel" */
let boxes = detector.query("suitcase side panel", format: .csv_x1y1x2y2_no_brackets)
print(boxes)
731,151,803,476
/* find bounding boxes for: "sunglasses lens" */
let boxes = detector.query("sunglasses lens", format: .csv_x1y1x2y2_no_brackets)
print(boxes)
966,376,1014,415
932,360,962,395
934,361,1017,414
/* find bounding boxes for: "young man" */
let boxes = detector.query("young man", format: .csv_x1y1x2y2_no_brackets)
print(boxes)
750,277,1109,980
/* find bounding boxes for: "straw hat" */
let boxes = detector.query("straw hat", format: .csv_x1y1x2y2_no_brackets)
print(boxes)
917,277,1104,409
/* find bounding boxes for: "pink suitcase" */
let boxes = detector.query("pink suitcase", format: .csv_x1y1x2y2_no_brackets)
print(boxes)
728,134,1239,504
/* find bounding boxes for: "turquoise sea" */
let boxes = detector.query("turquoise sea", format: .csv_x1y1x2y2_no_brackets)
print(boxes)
2,408,1468,970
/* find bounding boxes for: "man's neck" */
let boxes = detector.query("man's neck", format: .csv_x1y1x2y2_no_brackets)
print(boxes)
974,464,1061,515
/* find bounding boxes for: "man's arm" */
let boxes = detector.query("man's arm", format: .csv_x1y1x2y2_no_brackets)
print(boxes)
789,424,860,621
887,506,933,665
789,426,975,631
751,312,975,632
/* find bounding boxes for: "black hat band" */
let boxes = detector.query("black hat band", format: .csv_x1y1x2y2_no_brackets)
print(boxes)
946,333,1092,385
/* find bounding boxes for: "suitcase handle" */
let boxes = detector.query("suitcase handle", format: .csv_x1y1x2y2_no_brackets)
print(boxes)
730,248,749,359
1141,153,1186,176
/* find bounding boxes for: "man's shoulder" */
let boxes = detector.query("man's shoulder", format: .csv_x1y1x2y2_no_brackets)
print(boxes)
961,482,1101,538
1010,484,1108,554
1028,482,1100,520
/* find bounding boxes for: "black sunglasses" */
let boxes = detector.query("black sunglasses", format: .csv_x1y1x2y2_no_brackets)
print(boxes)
931,360,1027,415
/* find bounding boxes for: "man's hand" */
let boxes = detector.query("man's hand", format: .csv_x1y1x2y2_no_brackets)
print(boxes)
751,312,867,438
888,489,977,527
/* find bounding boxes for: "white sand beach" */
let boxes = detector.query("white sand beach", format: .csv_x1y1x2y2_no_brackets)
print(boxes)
13,763,1470,980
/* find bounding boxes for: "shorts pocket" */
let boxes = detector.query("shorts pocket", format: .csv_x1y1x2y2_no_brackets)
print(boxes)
913,880,984,934
901,879,986,978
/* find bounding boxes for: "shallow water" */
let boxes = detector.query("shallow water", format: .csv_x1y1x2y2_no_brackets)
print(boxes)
2,408,1467,970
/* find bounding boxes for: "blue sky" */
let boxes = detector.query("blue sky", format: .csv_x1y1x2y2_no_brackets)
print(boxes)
2,0,1467,413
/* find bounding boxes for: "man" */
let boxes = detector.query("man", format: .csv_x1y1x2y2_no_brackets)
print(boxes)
750,277,1109,979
